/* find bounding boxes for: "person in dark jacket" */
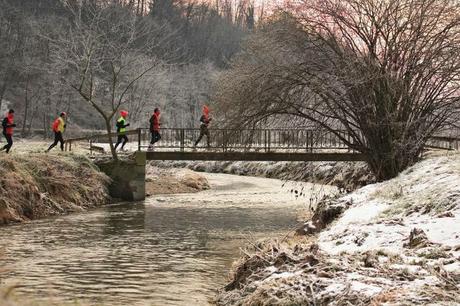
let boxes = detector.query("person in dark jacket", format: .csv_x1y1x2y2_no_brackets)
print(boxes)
114,110,130,151
148,108,161,151
194,105,212,148
46,112,67,152
1,109,16,153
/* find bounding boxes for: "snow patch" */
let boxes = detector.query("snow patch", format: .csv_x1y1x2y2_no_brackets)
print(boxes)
319,153,460,275
350,281,383,296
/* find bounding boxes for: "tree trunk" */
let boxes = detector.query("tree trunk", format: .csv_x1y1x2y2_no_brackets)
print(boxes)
105,117,118,160
22,78,30,137
0,81,8,113
43,98,51,139
366,141,423,181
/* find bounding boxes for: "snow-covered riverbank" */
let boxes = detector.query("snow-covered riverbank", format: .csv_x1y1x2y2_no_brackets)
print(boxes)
217,152,460,305
152,160,374,191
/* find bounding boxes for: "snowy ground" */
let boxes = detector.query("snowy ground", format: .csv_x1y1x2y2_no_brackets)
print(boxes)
312,152,460,304
319,152,460,256
217,152,460,305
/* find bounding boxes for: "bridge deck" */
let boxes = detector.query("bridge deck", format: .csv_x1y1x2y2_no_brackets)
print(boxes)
145,151,366,161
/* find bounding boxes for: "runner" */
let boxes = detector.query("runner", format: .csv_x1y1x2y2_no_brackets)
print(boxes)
46,112,67,152
1,109,16,153
148,108,161,151
114,110,130,151
194,105,212,148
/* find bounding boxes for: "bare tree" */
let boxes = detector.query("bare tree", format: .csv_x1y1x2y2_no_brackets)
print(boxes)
0,0,248,138
49,2,174,159
216,0,460,180
0,1,24,111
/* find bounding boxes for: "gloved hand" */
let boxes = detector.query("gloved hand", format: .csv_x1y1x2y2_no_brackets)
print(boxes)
126,123,130,127
64,124,67,128
11,124,16,127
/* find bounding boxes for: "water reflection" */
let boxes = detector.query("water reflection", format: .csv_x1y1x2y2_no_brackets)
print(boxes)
0,174,324,305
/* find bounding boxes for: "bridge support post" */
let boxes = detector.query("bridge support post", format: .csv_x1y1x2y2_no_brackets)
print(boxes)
96,152,146,201
180,129,185,152
137,128,142,151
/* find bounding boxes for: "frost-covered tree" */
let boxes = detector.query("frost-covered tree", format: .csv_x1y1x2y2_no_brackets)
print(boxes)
49,2,174,159
216,0,460,180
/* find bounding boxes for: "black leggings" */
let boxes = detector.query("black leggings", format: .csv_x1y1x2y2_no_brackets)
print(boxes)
150,131,161,145
115,135,128,150
194,125,210,147
1,133,13,153
47,131,64,151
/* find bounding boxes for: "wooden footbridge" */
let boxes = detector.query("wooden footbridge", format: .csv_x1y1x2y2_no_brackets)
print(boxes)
64,127,459,201
67,128,368,161
66,127,459,162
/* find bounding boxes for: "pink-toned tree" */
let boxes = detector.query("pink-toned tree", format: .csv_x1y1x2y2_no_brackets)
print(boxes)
216,0,460,180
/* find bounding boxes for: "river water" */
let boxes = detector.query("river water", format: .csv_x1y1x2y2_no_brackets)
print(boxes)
0,173,335,305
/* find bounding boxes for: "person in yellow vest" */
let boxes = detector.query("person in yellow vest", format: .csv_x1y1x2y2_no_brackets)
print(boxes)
46,112,67,152
114,110,130,151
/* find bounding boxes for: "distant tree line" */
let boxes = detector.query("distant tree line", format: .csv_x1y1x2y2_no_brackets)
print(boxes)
0,0,257,138
215,0,460,180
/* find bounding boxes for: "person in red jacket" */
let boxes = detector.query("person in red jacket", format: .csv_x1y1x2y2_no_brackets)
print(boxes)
46,112,67,152
1,109,16,153
148,108,161,151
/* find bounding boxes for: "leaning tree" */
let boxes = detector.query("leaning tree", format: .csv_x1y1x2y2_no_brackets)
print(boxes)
216,0,460,180
48,1,174,159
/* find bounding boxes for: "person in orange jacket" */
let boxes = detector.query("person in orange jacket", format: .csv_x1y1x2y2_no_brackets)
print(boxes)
1,109,16,153
46,112,67,152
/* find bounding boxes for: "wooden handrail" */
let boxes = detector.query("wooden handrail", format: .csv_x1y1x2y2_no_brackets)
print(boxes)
66,129,141,142
65,129,141,151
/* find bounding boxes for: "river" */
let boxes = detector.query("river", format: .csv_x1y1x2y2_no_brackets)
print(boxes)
0,173,335,305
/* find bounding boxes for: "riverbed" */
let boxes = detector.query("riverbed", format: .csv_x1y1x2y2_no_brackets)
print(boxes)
0,173,336,305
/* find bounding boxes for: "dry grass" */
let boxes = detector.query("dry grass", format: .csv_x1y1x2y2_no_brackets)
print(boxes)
145,166,210,195
0,153,110,225
216,237,460,306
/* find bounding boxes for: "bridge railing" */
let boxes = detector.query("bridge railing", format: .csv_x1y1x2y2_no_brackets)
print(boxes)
426,135,460,151
64,127,460,153
136,128,353,152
